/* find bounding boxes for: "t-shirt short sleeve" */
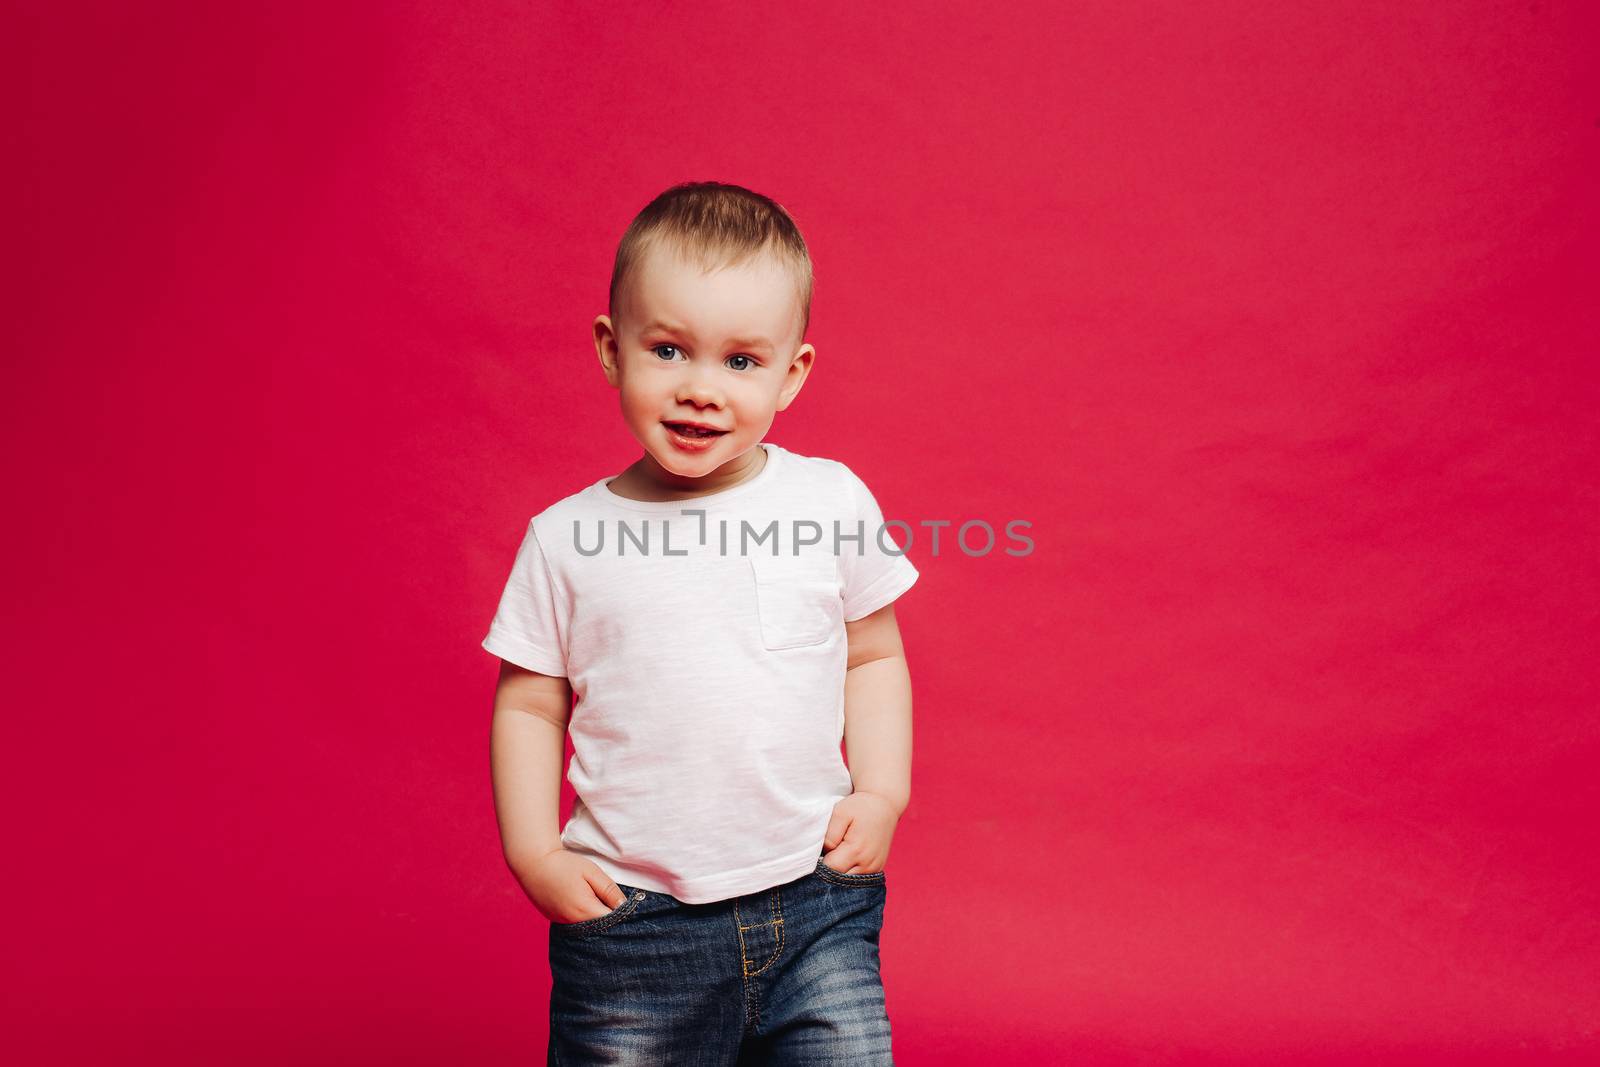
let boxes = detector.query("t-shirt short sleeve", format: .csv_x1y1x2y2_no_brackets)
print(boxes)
482,520,569,676
838,468,919,622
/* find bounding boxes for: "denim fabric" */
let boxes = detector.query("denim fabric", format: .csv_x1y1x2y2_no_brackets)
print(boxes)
547,855,893,1065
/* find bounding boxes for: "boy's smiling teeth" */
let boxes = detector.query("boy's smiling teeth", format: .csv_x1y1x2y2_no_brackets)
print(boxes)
665,422,728,438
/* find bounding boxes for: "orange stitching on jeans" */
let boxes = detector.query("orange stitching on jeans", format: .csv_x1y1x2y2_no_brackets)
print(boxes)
734,897,760,1030
741,889,785,979
734,889,791,1031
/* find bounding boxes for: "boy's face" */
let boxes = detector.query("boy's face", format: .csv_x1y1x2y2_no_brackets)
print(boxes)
594,240,814,485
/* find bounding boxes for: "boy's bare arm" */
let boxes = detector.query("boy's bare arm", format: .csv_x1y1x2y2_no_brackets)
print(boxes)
490,659,572,869
490,660,631,919
841,603,912,817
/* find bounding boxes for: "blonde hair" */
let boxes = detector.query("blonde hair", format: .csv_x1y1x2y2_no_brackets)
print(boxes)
608,181,814,342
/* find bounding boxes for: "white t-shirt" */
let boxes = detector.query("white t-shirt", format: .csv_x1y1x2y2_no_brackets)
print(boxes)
481,442,918,904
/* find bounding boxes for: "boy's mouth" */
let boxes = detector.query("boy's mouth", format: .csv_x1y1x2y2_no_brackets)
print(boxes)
663,421,729,439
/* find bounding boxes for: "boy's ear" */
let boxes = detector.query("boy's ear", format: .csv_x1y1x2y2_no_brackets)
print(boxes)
775,343,815,412
594,315,621,388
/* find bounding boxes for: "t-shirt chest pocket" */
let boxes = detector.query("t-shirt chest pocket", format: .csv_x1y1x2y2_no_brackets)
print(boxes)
747,552,843,650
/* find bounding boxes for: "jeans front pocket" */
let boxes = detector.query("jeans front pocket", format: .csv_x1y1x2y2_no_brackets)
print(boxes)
813,857,887,888
549,885,648,937
749,553,842,650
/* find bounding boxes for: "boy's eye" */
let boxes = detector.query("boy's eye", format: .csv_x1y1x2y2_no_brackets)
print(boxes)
650,344,757,371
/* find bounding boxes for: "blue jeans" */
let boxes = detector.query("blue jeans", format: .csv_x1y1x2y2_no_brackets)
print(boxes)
547,855,893,1065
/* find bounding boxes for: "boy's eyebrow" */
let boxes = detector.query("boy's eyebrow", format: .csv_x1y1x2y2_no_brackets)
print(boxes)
640,320,775,351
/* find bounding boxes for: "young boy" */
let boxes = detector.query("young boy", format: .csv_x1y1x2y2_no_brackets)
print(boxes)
482,181,916,1065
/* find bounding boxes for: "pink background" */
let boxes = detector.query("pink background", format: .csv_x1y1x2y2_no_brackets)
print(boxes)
12,2,1599,1063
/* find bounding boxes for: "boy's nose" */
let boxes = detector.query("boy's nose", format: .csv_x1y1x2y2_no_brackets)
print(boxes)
676,378,724,407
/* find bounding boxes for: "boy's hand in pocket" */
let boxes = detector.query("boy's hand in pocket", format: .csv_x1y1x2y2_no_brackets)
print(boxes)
820,791,899,874
519,848,629,923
